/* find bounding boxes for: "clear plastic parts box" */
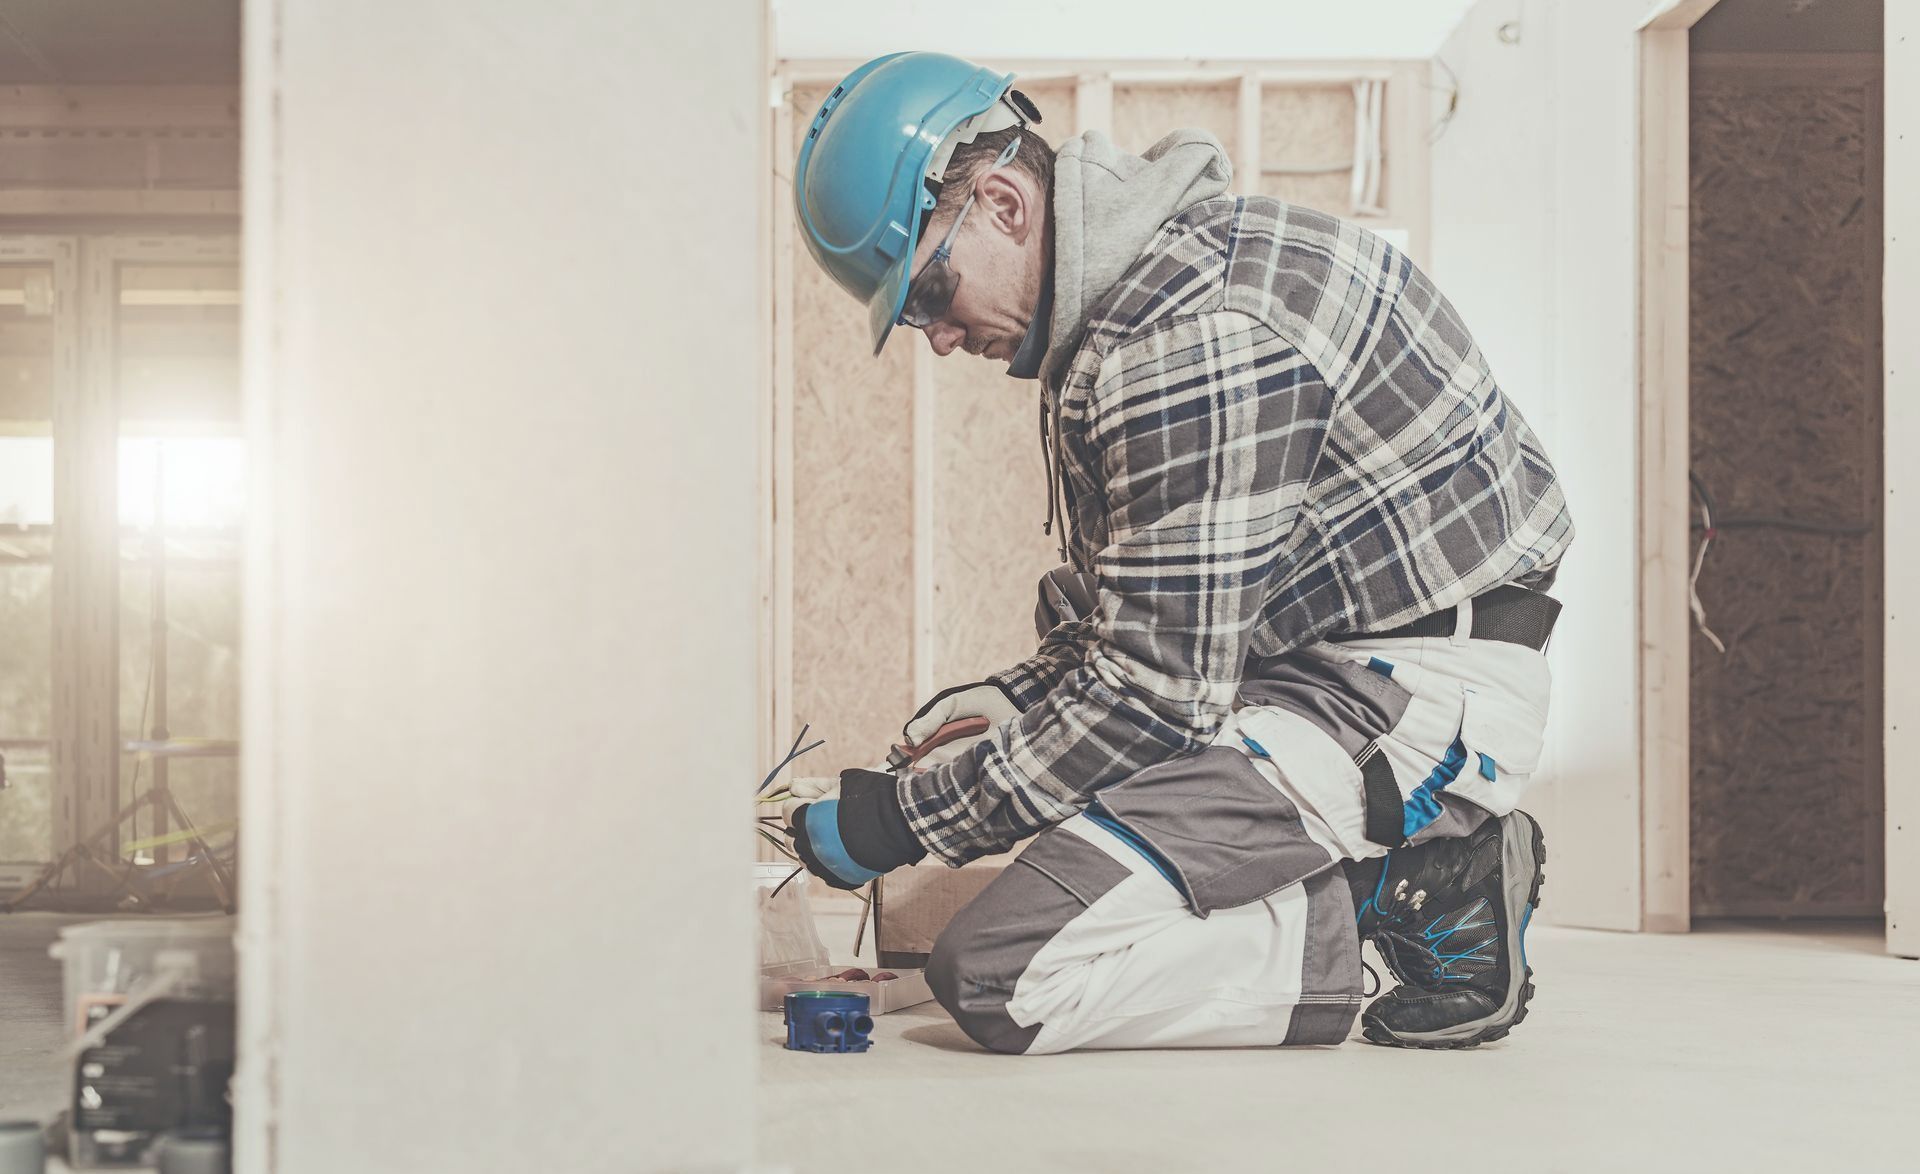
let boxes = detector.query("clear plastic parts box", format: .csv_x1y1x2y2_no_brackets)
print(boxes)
50,916,237,1037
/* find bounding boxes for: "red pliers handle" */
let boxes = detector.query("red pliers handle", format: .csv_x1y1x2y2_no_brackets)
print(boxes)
884,715,993,772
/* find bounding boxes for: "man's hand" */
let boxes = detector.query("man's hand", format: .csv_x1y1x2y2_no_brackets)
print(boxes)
901,681,1020,768
777,775,839,826
787,769,928,891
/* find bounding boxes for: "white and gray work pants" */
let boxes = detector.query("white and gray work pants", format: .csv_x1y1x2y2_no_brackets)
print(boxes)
927,584,1557,1055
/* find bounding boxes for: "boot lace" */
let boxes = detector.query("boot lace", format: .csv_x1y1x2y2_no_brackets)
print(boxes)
1359,856,1496,989
1375,896,1499,989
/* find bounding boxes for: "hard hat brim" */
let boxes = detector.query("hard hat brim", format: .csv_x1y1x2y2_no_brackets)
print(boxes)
866,237,915,356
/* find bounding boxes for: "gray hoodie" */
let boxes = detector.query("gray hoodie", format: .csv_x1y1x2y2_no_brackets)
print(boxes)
1029,129,1234,555
1040,129,1235,391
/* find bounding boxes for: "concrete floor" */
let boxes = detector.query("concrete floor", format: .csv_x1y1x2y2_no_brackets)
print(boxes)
6,913,1916,1172
763,914,1920,1174
0,913,82,1124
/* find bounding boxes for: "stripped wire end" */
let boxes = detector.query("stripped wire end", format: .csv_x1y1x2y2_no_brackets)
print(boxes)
756,722,826,795
1687,472,1728,655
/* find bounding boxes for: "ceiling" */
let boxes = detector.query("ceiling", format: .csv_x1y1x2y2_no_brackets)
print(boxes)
0,0,239,84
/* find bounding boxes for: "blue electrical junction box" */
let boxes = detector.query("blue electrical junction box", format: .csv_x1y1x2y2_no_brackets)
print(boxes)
783,990,873,1053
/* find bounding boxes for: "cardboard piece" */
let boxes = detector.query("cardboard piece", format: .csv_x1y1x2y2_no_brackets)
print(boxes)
872,857,1009,969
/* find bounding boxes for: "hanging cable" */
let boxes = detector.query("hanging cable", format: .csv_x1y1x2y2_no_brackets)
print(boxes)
1687,471,1727,654
756,722,824,795
1428,56,1460,146
1690,513,1872,535
1684,469,1877,655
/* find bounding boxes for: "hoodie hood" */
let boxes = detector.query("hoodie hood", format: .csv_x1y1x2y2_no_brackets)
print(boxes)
1039,129,1234,390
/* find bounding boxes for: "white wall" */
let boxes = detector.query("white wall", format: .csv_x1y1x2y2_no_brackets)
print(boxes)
1428,0,1561,868
775,0,1478,60
1432,0,1647,930
1885,6,1918,958
237,3,762,1171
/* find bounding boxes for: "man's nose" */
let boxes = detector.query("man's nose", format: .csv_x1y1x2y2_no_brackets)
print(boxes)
922,321,963,356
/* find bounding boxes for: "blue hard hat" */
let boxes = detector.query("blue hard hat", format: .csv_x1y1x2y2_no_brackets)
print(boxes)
794,52,1018,355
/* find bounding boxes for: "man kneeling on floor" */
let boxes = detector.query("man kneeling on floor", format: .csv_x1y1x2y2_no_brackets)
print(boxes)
781,53,1574,1053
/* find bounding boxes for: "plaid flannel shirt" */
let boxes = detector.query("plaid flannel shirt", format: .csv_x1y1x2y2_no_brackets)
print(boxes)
901,196,1574,865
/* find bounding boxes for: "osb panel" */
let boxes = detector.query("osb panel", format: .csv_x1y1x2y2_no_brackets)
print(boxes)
1688,78,1882,913
790,83,917,773
1258,85,1358,215
931,361,1058,685
924,80,1076,689
1112,82,1239,163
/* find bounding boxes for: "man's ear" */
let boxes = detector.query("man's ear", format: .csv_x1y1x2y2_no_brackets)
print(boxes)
975,169,1036,245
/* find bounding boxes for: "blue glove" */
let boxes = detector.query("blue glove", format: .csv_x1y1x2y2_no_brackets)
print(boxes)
789,769,927,890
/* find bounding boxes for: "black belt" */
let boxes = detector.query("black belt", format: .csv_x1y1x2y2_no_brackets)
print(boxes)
1330,584,1561,652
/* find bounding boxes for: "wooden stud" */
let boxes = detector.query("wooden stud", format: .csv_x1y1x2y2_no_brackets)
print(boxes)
780,60,1396,87
1236,75,1262,189
1885,2,1920,958
54,238,120,883
1074,72,1114,137
763,72,792,775
1861,66,1888,946
3,237,78,863
912,344,936,705
1387,62,1433,265
763,77,796,863
0,85,239,130
0,191,239,217
1635,24,1694,934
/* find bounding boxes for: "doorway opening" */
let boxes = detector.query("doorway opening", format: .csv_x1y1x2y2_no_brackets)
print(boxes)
1683,0,1886,923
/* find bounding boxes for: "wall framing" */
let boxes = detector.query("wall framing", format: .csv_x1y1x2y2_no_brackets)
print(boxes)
0,85,240,219
1634,0,1715,933
765,58,1433,778
1882,3,1918,958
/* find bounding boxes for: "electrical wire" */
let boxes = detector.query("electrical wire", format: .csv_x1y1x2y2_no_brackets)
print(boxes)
756,723,825,795
757,827,800,862
752,720,875,965
1428,56,1460,146
1687,472,1727,654
1684,469,1876,656
767,866,805,901
1692,514,1873,535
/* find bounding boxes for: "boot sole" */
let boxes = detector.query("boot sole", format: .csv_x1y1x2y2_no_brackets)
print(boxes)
1361,811,1545,1050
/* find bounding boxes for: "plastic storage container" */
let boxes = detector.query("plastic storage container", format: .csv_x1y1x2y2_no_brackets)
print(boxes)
50,917,236,1038
756,862,829,982
762,968,934,1014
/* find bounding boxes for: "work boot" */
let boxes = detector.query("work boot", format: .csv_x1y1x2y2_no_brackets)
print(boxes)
1347,810,1546,1049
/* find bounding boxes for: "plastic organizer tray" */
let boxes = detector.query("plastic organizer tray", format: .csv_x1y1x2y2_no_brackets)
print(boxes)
759,967,934,1014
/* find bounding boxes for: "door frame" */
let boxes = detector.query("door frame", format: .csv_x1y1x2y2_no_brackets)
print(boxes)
1884,3,1919,958
1638,0,1909,944
1634,0,1721,934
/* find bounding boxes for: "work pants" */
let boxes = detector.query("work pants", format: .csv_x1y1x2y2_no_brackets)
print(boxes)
927,593,1553,1054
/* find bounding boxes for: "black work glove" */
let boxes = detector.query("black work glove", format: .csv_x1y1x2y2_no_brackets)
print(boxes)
788,769,928,891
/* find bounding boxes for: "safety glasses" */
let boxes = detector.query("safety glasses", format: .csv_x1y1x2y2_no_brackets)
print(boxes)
899,135,1023,329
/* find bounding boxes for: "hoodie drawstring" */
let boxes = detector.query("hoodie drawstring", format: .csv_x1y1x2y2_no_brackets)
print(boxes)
1039,386,1071,566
